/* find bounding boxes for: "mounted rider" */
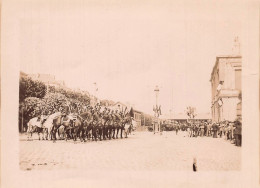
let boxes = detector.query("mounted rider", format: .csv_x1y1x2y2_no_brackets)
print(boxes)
114,110,122,138
101,107,110,140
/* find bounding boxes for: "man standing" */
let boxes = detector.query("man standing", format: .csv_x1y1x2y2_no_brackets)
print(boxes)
175,123,179,135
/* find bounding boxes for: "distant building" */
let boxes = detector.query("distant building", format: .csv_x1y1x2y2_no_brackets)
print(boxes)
109,102,142,127
166,113,211,124
28,73,66,88
210,55,242,122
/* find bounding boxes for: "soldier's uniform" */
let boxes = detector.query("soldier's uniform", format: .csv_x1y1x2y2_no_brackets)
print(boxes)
80,106,93,141
102,109,109,140
107,110,113,139
111,111,116,139
114,111,122,139
92,109,100,141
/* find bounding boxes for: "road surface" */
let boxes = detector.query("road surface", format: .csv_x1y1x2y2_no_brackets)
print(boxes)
19,131,241,171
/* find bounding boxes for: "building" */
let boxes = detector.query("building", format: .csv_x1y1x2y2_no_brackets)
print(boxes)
109,102,142,127
210,55,242,122
166,113,211,124
28,73,66,88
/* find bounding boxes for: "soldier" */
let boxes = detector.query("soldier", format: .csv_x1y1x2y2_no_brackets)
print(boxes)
107,109,113,139
81,106,93,141
119,111,125,138
114,110,122,139
111,110,117,139
102,108,109,140
92,107,100,141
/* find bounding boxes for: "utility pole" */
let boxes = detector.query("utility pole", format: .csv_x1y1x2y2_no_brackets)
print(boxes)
154,85,160,134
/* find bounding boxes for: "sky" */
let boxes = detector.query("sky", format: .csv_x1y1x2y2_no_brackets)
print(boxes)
18,0,244,115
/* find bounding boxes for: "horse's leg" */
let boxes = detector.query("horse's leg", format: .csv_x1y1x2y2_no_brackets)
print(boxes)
99,127,102,141
120,127,123,138
30,131,33,140
38,130,40,140
116,127,119,139
112,127,115,139
79,127,83,142
82,127,86,142
27,130,31,140
104,127,106,140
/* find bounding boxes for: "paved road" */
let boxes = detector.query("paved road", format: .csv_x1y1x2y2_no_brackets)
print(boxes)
19,131,241,171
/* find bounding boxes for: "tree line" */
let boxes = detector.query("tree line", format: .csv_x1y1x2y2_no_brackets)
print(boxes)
19,76,91,132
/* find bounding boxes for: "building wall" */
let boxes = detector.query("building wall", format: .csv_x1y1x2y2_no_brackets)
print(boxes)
210,56,242,122
134,112,142,126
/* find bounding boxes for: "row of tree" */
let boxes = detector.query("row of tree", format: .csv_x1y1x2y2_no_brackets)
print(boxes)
19,76,91,132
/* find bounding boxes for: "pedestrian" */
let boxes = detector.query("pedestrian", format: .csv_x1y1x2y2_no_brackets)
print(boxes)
212,123,218,138
200,123,204,137
175,124,179,135
234,121,242,146
193,157,197,172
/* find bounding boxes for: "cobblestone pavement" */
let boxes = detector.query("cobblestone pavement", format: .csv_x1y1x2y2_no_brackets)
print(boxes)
19,131,241,171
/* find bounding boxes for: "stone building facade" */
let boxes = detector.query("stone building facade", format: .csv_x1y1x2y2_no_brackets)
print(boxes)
210,55,242,122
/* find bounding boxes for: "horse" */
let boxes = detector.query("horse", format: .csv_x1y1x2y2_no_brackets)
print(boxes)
71,114,83,142
41,112,62,140
122,117,136,138
60,114,74,141
78,112,93,142
27,116,45,140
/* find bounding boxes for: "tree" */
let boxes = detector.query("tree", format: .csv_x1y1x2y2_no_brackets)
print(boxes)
41,93,69,114
19,97,42,131
19,77,46,102
52,87,90,105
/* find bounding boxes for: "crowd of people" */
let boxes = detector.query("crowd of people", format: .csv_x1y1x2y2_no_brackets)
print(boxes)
174,120,242,146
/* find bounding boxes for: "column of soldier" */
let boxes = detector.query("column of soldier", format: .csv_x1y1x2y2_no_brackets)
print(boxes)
57,103,133,142
185,120,242,146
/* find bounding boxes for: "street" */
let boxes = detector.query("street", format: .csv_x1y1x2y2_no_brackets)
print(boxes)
20,131,241,171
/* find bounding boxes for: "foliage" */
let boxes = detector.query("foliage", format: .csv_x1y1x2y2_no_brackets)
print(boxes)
40,93,69,114
51,87,90,105
19,97,42,131
19,77,46,102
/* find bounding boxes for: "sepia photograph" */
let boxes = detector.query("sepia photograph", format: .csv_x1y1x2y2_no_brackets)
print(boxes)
1,0,259,188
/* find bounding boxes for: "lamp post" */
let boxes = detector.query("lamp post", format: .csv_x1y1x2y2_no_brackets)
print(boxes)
153,85,160,134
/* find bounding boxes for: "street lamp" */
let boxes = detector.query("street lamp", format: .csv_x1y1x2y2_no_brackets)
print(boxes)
153,85,160,134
